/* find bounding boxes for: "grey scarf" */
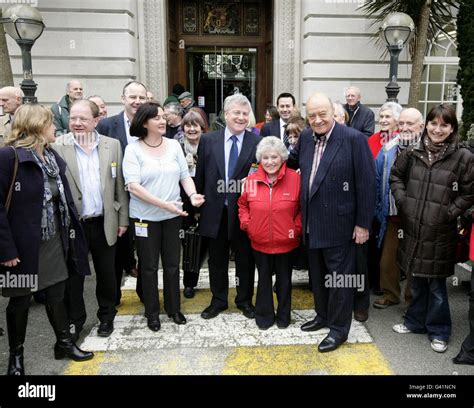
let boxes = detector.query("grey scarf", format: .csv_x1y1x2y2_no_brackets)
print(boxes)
31,148,71,241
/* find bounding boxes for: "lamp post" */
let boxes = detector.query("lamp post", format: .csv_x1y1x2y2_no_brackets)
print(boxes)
0,4,44,104
380,12,415,102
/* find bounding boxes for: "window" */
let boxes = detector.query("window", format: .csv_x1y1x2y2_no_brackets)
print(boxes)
418,24,462,119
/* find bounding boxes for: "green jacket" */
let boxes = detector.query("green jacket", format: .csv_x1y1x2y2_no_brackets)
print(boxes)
51,95,71,137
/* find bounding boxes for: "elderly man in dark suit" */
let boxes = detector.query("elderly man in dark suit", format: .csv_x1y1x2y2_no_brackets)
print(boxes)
344,86,375,137
96,81,147,304
195,94,262,319
288,92,375,352
260,92,297,148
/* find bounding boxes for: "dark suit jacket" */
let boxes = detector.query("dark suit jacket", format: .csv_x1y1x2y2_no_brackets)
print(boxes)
195,129,262,240
96,111,128,153
260,119,281,138
287,123,376,249
0,147,91,279
344,103,375,137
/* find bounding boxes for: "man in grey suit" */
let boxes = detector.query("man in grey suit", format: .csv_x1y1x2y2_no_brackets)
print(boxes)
53,100,129,339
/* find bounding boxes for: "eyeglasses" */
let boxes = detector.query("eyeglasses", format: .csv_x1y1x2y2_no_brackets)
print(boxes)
70,116,94,123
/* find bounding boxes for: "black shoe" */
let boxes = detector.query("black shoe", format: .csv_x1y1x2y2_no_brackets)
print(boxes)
201,305,226,320
301,318,326,332
258,325,272,331
147,319,161,332
7,346,24,376
318,336,345,353
54,339,94,361
238,304,255,319
452,350,474,365
168,312,187,325
183,287,195,299
277,321,290,329
97,321,114,337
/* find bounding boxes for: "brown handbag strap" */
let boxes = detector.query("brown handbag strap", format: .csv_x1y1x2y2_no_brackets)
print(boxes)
5,146,19,213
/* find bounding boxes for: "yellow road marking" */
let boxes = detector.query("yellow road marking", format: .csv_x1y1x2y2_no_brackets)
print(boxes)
63,352,108,375
117,287,315,316
223,344,393,375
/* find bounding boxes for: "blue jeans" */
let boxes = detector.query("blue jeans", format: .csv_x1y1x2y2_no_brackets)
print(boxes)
403,277,451,342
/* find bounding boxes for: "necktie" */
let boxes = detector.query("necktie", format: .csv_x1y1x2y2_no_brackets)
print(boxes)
309,134,327,189
283,124,289,147
228,135,239,180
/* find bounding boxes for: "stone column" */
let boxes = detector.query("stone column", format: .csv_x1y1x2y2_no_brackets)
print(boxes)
141,0,168,103
273,0,302,106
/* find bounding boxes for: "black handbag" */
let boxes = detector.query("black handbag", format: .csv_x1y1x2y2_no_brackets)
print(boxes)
182,224,201,274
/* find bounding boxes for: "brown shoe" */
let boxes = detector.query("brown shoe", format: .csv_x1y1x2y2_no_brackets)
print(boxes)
354,309,368,322
373,297,399,309
127,268,139,278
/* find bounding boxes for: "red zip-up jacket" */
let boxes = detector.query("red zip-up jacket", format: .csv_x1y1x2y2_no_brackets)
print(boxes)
238,162,302,254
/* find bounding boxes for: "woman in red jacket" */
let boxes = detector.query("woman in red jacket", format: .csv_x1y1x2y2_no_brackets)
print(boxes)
238,136,302,330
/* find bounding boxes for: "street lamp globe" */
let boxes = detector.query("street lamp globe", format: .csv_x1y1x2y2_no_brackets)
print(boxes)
0,4,45,104
379,12,415,102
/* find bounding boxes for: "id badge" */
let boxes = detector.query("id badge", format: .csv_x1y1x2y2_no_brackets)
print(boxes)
135,222,148,238
111,162,117,178
248,163,259,176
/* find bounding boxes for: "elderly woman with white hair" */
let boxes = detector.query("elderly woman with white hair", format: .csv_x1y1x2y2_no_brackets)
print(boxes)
368,101,402,159
238,136,302,330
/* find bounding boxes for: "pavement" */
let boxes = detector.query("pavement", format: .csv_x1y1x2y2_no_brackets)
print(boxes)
0,262,473,378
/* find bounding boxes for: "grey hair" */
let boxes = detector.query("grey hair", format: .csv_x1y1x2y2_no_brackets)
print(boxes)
0,86,24,98
379,101,403,121
255,136,289,163
164,101,184,117
66,80,82,92
346,86,361,97
333,101,346,121
223,94,251,113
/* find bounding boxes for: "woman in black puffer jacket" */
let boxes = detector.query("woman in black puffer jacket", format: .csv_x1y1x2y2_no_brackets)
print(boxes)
389,104,473,354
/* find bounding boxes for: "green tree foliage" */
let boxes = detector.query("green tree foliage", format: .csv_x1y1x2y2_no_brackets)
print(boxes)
360,0,459,107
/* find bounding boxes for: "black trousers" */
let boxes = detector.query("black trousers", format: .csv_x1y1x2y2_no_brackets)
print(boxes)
253,250,292,328
308,240,356,341
207,207,255,309
459,270,474,356
353,242,370,311
65,217,117,329
114,229,138,304
132,216,182,321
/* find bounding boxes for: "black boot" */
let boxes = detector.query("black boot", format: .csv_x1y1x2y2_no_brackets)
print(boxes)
45,302,94,362
6,307,28,376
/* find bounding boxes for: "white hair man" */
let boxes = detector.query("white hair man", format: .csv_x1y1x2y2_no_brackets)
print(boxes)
51,79,84,136
0,86,24,147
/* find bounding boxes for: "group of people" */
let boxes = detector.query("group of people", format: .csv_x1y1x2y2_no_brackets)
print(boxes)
0,78,473,377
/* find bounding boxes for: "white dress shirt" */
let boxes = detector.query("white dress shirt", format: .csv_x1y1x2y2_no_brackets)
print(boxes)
124,112,138,146
74,133,104,218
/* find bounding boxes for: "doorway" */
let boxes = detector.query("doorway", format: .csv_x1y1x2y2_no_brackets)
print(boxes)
167,0,273,124
187,47,257,125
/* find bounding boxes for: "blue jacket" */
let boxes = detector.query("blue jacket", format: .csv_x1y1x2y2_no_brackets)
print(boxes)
375,143,398,247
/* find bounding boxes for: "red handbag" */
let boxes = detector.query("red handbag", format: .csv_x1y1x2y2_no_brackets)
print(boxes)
470,223,474,262
456,218,472,263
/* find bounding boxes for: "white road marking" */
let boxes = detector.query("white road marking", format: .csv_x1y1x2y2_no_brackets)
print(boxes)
80,310,372,352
